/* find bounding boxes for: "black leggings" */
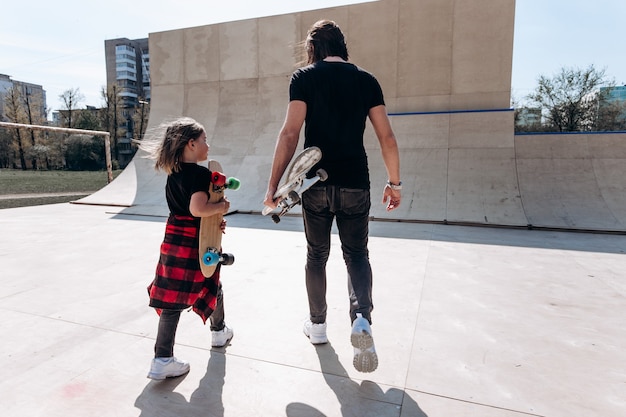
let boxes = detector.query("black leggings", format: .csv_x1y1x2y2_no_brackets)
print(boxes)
154,286,225,358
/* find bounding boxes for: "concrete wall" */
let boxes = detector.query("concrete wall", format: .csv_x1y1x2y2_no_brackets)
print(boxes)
78,0,626,232
142,0,517,219
147,0,515,116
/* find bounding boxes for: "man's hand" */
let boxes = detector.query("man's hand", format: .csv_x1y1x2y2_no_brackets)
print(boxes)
382,185,401,211
263,189,278,210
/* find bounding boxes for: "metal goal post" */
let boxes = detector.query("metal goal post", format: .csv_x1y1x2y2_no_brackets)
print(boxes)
0,121,114,183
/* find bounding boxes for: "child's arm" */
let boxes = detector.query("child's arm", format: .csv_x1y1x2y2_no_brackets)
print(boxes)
189,191,230,218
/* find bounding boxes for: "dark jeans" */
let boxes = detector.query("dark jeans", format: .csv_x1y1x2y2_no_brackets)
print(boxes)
154,284,225,358
302,185,373,325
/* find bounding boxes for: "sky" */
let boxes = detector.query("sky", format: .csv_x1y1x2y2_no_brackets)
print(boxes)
1,0,625,114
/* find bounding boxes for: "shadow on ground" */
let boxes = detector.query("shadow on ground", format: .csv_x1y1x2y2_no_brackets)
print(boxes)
286,343,428,417
135,350,226,417
111,210,626,255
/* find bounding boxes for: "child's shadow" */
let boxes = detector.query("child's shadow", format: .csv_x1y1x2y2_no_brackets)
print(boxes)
134,350,226,417
286,343,428,417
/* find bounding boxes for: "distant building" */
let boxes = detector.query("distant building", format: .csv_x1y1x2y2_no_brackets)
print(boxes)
104,37,151,166
104,37,150,106
515,107,542,130
599,85,626,130
0,74,12,120
0,73,47,122
55,105,101,128
601,85,626,103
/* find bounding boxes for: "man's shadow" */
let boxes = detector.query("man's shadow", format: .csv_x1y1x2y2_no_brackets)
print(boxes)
286,343,428,417
134,349,226,417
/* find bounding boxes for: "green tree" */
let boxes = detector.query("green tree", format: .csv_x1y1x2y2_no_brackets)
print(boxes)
65,134,105,171
527,65,613,132
0,128,13,168
76,109,102,131
44,131,67,170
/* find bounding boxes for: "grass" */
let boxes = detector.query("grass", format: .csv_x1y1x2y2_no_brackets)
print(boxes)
0,169,122,209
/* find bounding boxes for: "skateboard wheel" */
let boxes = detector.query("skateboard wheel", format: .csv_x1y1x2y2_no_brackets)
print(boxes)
271,214,281,224
288,190,300,204
316,169,328,182
227,177,241,190
221,253,235,266
211,172,226,187
202,251,219,266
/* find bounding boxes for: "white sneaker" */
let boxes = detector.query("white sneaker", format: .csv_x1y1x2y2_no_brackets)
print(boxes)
303,319,328,344
212,325,233,347
351,313,378,373
147,357,190,380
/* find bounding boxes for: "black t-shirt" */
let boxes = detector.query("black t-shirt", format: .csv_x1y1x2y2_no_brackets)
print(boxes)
165,163,212,217
289,61,385,188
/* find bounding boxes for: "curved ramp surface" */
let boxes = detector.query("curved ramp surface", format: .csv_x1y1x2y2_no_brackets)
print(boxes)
515,133,626,231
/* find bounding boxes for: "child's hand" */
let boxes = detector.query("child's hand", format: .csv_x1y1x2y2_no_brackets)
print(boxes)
219,197,230,214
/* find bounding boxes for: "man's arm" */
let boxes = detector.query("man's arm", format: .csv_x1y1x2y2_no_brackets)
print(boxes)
264,100,307,208
368,104,402,211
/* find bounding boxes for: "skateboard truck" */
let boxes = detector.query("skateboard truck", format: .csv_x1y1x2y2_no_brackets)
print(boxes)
211,171,240,191
263,168,328,223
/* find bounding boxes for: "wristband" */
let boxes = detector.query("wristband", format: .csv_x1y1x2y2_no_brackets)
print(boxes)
386,181,402,191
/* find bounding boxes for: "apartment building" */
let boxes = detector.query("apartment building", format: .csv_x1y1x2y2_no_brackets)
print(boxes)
104,37,150,166
104,37,150,106
0,73,47,122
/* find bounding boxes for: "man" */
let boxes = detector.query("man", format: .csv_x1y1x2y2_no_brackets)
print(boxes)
264,20,401,373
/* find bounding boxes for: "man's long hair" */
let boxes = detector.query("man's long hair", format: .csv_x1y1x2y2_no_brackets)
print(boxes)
305,20,349,65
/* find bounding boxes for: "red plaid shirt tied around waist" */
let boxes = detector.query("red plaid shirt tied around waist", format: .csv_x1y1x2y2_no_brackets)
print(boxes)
148,215,219,323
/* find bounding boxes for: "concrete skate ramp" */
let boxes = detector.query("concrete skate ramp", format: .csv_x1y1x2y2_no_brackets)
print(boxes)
77,0,626,232
515,132,626,231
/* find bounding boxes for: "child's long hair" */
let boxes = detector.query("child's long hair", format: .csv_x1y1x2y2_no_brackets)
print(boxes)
138,117,205,175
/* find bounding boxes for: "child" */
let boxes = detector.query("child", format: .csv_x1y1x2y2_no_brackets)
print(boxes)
140,117,233,380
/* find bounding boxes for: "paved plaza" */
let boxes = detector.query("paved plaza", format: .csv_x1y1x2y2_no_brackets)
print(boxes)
1,202,624,416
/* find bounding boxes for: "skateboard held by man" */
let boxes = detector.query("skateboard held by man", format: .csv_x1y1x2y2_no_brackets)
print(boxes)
199,160,240,277
262,146,328,223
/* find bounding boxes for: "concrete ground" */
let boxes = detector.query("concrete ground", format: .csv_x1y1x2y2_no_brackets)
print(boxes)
0,202,624,417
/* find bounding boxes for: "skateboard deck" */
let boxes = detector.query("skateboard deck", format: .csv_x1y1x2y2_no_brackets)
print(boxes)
262,146,328,223
199,160,240,277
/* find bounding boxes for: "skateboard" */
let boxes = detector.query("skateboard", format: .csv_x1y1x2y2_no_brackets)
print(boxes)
199,160,241,277
262,146,328,223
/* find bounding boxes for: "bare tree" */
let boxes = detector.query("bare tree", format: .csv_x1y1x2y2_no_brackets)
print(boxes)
4,87,27,169
59,87,84,128
23,88,46,170
100,85,123,161
134,98,150,141
527,65,612,132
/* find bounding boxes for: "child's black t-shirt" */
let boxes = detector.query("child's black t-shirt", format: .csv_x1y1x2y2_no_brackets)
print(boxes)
165,162,212,217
